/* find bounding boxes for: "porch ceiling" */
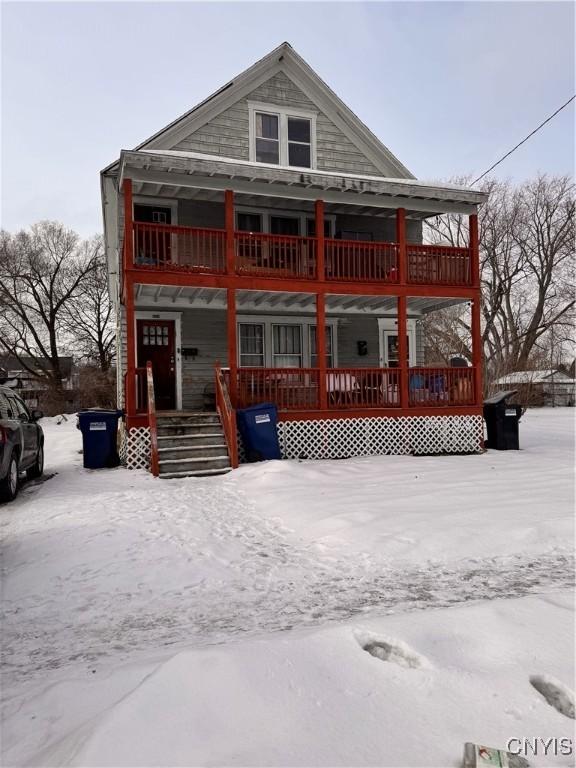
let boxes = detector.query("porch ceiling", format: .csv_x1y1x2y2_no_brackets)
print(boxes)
130,182,421,220
133,284,467,315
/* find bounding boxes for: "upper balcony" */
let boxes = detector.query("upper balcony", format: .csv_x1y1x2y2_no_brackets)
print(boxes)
112,149,487,294
127,221,474,288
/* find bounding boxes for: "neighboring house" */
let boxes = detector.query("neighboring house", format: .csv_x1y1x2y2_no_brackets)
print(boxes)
0,355,77,409
101,42,488,476
494,370,576,407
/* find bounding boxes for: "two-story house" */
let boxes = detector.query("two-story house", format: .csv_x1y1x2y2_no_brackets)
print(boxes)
101,43,487,477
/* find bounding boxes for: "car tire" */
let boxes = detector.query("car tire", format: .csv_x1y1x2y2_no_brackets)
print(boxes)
27,443,44,481
0,452,19,503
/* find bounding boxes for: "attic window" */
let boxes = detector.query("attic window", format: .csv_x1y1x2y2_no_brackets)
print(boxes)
255,113,279,164
249,103,316,169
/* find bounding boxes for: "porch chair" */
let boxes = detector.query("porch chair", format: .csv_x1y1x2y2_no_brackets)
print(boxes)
409,372,429,404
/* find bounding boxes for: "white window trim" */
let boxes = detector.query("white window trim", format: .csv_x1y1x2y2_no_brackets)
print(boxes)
238,322,266,368
235,204,335,237
135,310,183,410
248,102,318,169
238,315,338,368
271,322,303,368
377,317,417,367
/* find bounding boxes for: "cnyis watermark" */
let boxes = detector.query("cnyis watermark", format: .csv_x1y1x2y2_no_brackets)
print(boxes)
506,737,573,757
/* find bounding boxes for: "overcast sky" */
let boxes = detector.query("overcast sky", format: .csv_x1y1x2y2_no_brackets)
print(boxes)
1,1,574,237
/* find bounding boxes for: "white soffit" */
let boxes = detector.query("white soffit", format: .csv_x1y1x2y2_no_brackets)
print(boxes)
133,285,466,315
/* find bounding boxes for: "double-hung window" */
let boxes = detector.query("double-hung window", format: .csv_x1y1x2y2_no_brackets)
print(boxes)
254,112,280,165
239,323,265,367
250,104,315,169
272,324,302,368
287,117,311,168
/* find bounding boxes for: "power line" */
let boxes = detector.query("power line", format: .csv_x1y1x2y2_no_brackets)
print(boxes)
472,95,575,185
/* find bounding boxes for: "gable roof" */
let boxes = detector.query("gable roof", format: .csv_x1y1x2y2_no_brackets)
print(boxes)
105,42,414,179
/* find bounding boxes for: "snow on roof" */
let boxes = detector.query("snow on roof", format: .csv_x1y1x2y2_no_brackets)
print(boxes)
139,149,484,195
495,370,575,385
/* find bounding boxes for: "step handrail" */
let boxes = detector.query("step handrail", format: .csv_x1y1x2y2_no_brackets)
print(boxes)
146,361,160,477
215,363,239,469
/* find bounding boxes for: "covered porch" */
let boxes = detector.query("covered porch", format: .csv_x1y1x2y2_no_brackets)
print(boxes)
126,285,482,423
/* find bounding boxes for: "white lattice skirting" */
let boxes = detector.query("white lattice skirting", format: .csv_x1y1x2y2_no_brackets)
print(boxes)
122,427,151,470
275,415,484,461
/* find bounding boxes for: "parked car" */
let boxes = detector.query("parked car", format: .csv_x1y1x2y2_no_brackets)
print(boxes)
0,385,44,502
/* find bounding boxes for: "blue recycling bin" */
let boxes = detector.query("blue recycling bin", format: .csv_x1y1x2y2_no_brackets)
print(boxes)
237,403,281,462
77,410,122,469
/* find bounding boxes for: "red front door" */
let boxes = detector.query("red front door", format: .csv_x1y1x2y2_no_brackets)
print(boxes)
137,320,176,411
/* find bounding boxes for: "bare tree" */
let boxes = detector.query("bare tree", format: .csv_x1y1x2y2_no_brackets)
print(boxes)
63,236,115,372
423,174,575,384
0,221,99,392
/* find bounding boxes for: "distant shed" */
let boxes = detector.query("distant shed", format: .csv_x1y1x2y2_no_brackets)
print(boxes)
493,370,575,407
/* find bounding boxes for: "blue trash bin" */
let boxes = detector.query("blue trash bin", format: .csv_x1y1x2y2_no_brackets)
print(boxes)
237,403,281,462
77,410,122,469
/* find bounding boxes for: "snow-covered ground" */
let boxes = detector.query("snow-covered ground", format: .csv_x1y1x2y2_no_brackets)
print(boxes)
1,410,574,767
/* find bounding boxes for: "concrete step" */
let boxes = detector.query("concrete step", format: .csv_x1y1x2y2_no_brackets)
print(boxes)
158,455,230,474
157,414,220,425
157,432,225,447
157,410,220,416
159,467,232,479
157,422,223,436
157,444,228,461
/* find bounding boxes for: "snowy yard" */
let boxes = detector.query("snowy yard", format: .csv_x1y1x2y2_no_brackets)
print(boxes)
1,409,574,767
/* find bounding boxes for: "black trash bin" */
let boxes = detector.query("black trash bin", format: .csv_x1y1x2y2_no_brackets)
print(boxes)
483,391,523,450
77,409,123,469
237,403,281,462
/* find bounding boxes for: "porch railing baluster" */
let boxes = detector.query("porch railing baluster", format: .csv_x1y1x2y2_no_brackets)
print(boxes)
129,222,471,286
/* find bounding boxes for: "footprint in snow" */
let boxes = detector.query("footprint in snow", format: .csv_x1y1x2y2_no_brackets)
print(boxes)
354,629,428,669
530,674,575,719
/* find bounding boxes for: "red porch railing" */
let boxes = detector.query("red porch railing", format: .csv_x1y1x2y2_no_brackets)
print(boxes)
326,368,401,408
236,368,321,410
235,232,317,279
215,363,239,468
408,367,476,406
229,366,477,411
325,239,399,282
407,244,472,285
146,361,159,476
127,222,474,287
133,222,226,272
127,367,148,414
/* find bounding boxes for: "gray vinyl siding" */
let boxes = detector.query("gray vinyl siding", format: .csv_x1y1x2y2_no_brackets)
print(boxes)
336,315,381,367
180,309,228,410
334,214,396,243
178,200,224,229
173,72,383,176
407,220,423,244
173,104,249,161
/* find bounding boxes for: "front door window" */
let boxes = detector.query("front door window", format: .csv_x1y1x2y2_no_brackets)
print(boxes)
384,332,411,368
137,319,176,410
